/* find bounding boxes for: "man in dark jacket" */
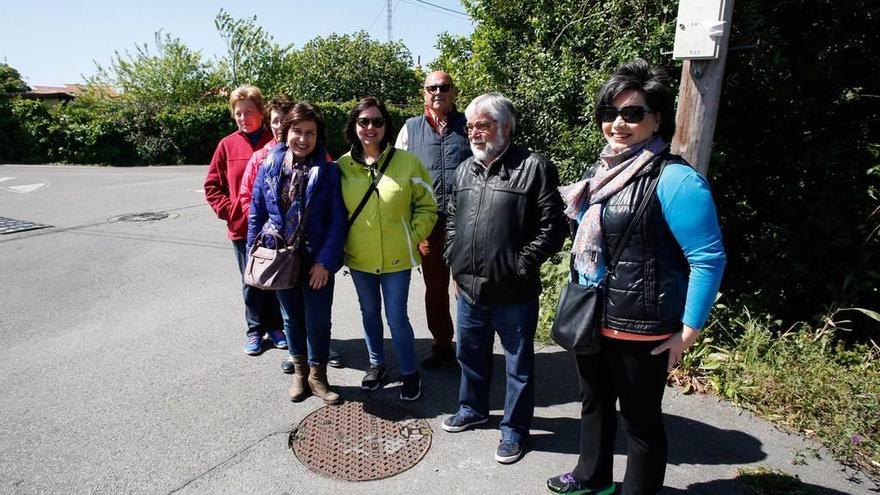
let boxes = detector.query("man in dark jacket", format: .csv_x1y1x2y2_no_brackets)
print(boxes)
396,71,472,368
441,92,567,464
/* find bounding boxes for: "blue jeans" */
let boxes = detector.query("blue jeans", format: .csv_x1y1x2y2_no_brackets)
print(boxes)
275,262,334,365
232,240,282,336
350,269,417,375
455,296,538,444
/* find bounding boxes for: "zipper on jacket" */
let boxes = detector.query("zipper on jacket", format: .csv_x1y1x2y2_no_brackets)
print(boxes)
470,167,486,298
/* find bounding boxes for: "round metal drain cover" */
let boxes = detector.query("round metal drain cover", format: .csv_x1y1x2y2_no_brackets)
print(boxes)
109,212,171,222
289,400,432,481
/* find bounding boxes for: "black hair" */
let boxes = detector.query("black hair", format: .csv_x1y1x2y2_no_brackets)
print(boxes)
343,97,396,153
594,59,676,142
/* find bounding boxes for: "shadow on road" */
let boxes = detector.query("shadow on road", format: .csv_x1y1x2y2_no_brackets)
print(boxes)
329,338,767,468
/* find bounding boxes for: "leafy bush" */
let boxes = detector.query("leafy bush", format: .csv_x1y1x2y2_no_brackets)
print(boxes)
0,97,416,165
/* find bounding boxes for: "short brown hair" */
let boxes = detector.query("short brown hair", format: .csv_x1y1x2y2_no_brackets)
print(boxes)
280,102,327,150
228,85,265,117
267,94,294,116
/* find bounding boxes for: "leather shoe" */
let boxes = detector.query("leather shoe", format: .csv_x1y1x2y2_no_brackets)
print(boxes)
421,345,456,369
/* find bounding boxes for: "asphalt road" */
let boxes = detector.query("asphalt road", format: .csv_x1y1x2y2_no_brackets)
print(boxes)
0,164,875,494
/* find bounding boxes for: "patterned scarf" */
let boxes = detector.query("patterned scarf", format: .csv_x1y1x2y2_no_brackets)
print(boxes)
278,149,310,246
559,136,667,280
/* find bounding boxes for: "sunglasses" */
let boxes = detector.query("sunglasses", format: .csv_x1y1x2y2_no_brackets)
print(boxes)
596,105,652,123
356,117,385,128
425,83,452,94
465,119,496,133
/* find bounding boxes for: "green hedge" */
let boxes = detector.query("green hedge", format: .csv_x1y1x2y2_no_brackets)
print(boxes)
0,97,417,165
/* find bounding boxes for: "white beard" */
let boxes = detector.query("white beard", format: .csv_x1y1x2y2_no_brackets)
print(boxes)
470,133,507,163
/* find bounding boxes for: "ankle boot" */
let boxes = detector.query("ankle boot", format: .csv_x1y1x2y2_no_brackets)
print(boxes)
288,355,310,402
308,363,341,405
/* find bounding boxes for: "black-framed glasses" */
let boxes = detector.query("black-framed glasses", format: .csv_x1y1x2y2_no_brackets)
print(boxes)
465,119,497,133
596,105,652,123
425,83,452,94
356,117,386,128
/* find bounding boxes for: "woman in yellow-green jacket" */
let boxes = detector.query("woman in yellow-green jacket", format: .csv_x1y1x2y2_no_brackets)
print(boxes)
338,97,437,401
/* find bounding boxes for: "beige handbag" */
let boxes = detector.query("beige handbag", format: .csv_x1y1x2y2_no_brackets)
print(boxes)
244,231,300,290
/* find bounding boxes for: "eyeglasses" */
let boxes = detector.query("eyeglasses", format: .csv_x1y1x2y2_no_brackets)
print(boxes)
596,105,652,123
465,120,496,133
425,83,452,94
356,117,385,128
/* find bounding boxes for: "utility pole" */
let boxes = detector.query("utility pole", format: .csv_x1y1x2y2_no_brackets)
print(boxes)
387,0,393,42
671,0,736,176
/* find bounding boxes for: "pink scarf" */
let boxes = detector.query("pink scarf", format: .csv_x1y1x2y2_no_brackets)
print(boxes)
559,136,667,280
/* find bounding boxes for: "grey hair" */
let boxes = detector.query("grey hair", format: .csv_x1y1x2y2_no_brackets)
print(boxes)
464,92,516,135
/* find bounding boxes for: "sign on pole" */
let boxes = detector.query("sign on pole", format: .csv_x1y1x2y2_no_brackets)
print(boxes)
671,0,735,176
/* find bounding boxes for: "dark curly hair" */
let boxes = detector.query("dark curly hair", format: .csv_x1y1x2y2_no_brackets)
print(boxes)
343,97,396,153
594,59,676,143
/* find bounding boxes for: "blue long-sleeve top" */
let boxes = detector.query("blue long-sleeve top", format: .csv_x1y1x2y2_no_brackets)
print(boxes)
577,163,726,330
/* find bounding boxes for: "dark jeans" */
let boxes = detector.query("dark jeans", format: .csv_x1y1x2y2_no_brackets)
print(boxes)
350,269,417,375
573,337,670,495
421,219,454,349
231,240,283,336
455,296,538,444
275,261,334,365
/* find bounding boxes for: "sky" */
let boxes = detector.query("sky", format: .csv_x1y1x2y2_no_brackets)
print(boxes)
0,0,474,86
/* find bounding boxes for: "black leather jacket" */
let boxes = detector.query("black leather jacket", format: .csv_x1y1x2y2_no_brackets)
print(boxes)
444,144,568,305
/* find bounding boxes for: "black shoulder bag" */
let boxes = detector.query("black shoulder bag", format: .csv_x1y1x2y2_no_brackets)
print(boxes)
347,147,396,228
551,160,666,354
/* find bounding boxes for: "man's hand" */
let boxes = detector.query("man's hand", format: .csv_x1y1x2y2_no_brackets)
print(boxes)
650,324,700,372
309,264,330,290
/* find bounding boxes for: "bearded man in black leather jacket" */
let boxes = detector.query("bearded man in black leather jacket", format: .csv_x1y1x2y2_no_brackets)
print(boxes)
440,92,567,465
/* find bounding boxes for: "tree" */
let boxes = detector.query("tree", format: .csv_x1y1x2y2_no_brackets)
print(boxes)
284,32,421,104
214,9,294,96
0,63,29,93
91,31,217,106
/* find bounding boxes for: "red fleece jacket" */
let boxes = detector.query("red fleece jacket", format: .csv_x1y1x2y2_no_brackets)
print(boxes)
204,129,271,240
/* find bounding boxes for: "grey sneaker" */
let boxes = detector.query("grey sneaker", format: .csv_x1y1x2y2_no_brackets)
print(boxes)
441,412,489,433
494,439,524,464
361,363,386,391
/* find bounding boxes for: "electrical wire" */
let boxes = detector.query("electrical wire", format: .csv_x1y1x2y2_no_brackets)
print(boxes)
400,0,470,20
365,2,388,32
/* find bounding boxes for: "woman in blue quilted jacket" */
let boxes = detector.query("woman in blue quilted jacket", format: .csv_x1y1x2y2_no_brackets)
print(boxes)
247,102,348,405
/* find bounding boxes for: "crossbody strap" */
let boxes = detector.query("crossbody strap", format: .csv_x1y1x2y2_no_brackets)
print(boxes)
603,156,668,278
347,147,396,228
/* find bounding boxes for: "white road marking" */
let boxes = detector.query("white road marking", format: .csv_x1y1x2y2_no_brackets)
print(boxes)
0,177,14,183
7,183,47,193
192,189,205,193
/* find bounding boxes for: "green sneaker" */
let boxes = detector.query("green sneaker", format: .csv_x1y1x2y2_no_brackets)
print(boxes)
546,473,615,495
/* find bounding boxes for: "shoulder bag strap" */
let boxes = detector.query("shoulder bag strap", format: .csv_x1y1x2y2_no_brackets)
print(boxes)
603,155,669,279
347,147,396,228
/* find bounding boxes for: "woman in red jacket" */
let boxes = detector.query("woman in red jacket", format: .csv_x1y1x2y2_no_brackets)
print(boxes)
204,85,285,355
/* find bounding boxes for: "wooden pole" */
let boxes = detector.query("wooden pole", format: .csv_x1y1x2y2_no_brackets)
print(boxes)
671,0,736,176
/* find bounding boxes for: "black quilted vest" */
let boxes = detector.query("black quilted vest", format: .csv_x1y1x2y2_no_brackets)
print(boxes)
405,111,472,215
597,156,690,335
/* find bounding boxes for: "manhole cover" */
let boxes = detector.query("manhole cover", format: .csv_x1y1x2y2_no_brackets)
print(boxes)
0,217,51,235
289,400,432,481
108,212,172,222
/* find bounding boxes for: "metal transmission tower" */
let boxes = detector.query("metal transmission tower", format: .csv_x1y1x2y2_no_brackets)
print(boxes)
387,0,393,41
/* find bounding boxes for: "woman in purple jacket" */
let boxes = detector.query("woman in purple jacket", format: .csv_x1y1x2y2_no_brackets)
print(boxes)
247,102,348,404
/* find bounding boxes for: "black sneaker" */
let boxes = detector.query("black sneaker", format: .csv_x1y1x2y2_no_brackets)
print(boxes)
441,412,489,432
361,364,386,391
494,439,525,464
400,371,421,401
546,473,615,495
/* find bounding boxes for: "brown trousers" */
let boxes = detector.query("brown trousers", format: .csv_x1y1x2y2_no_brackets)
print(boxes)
421,219,455,349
